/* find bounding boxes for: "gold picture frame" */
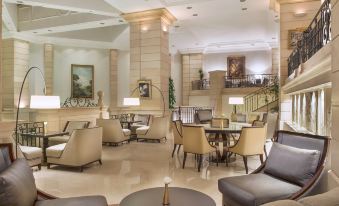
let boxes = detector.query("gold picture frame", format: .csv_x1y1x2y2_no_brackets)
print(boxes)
227,56,245,77
138,80,152,99
71,64,94,99
288,28,306,49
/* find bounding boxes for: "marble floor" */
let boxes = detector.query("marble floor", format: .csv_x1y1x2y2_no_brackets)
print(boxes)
34,135,266,205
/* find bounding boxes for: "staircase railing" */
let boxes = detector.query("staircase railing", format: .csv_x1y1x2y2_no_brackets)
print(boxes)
225,74,277,88
288,0,331,76
171,106,213,123
237,82,279,113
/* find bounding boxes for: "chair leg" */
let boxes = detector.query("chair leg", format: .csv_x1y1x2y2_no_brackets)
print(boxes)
47,163,51,169
177,145,181,154
243,156,248,174
216,151,219,167
172,144,177,158
264,145,268,159
259,154,264,164
98,159,102,165
183,152,187,169
38,164,41,170
225,151,229,167
80,166,84,172
198,154,203,172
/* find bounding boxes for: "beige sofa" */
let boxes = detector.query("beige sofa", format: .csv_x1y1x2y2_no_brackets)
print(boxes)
262,187,339,206
46,127,102,172
136,116,168,142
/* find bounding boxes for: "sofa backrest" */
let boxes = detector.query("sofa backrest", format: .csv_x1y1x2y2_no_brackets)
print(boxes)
0,144,13,173
276,131,329,165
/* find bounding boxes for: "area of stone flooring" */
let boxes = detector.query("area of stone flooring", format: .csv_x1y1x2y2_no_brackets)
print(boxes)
34,137,265,205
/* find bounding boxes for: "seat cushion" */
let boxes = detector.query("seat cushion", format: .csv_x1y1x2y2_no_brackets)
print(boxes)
264,143,320,186
35,195,108,206
20,146,42,160
298,187,339,206
136,126,150,135
261,200,304,206
218,173,301,206
48,135,70,144
0,159,37,206
122,129,131,136
46,143,66,158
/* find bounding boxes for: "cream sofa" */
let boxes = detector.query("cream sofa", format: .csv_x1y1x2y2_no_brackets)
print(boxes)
48,121,90,146
96,119,130,146
46,127,103,172
136,116,168,142
262,187,339,206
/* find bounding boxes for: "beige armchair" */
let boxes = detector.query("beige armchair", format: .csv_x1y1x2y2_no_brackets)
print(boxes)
263,112,279,157
48,121,90,146
171,120,183,157
136,116,168,142
182,125,218,172
224,126,266,174
96,119,130,146
46,127,103,172
19,145,42,170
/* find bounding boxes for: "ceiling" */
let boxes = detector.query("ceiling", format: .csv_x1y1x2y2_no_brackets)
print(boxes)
2,0,279,53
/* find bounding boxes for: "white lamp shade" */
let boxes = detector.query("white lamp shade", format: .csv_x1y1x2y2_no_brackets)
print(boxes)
123,98,140,106
229,97,244,105
30,95,60,109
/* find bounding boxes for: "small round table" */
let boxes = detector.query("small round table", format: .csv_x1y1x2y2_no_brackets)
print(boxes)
120,187,216,206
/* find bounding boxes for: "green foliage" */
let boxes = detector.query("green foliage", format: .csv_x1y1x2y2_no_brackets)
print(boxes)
198,69,204,80
169,77,176,109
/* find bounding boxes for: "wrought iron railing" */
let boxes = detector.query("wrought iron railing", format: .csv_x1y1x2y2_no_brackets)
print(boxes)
225,74,278,88
172,106,213,123
191,79,210,90
288,0,331,76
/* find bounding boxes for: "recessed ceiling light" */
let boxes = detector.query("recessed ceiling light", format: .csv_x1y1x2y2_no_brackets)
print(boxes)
48,29,52,32
242,8,247,11
251,43,255,46
186,6,192,9
17,1,23,3
33,31,37,34
100,22,105,25
89,10,94,13
193,13,198,16
119,19,124,23
174,25,180,28
172,45,175,47
240,0,246,2
272,37,276,40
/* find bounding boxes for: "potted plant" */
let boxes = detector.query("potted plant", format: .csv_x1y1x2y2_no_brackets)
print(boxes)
198,69,204,89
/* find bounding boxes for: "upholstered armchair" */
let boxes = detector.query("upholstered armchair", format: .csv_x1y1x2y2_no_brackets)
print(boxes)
218,131,329,206
0,143,108,206
130,114,152,134
19,145,42,170
96,119,130,146
48,120,90,146
136,116,168,142
46,127,103,172
224,126,267,174
182,125,218,172
171,120,183,157
195,109,213,124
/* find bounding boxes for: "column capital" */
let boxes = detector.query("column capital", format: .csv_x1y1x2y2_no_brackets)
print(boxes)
122,8,177,25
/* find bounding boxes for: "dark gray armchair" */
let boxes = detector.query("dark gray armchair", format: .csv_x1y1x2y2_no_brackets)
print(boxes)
0,143,108,206
218,130,329,206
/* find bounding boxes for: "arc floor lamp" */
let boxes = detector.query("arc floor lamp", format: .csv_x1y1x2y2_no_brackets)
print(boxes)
123,83,165,117
15,66,60,156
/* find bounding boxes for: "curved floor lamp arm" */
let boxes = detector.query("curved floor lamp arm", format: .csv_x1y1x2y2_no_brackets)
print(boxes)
15,67,46,157
129,84,165,117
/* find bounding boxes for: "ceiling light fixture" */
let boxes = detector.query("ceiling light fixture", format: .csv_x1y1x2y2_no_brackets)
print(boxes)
33,31,37,34
100,22,105,25
48,29,52,32
240,0,246,2
294,11,307,17
242,8,247,11
119,19,124,23
193,13,198,16
174,25,180,28
17,1,23,3
186,6,192,9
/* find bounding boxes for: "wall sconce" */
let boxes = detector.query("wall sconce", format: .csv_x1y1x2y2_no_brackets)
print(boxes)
162,25,168,32
294,11,307,17
141,26,148,33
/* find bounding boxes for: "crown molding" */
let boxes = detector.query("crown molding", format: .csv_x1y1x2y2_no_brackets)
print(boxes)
277,0,320,5
122,8,177,25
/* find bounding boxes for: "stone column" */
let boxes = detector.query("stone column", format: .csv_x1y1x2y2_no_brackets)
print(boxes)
181,53,203,105
122,9,176,115
109,49,118,111
0,0,3,114
209,70,226,116
44,44,54,95
2,39,30,113
278,0,320,129
330,0,339,188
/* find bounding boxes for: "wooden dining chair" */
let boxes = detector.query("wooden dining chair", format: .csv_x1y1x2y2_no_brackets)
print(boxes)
182,125,219,172
224,126,267,174
172,120,183,157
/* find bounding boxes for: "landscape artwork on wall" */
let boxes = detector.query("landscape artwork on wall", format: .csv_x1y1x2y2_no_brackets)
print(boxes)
227,56,245,77
288,28,306,49
71,64,94,99
138,80,152,99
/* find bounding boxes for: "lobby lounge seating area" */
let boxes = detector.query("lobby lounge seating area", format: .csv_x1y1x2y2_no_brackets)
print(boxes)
1,0,339,205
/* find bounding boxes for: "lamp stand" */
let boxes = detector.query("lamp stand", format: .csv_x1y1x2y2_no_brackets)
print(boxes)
15,67,47,157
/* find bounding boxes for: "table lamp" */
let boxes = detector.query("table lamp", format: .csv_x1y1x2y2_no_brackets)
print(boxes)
229,97,244,114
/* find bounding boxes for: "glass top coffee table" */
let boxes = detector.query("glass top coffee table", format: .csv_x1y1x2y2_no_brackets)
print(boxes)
120,187,216,206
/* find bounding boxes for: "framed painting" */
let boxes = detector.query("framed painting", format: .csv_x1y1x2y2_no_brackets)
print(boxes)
138,80,152,99
71,64,94,99
288,28,306,49
227,56,245,77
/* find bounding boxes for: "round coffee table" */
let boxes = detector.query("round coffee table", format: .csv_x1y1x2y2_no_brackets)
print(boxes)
120,187,216,206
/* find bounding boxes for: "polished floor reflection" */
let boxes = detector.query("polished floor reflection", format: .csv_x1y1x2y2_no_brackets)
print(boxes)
34,136,265,205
